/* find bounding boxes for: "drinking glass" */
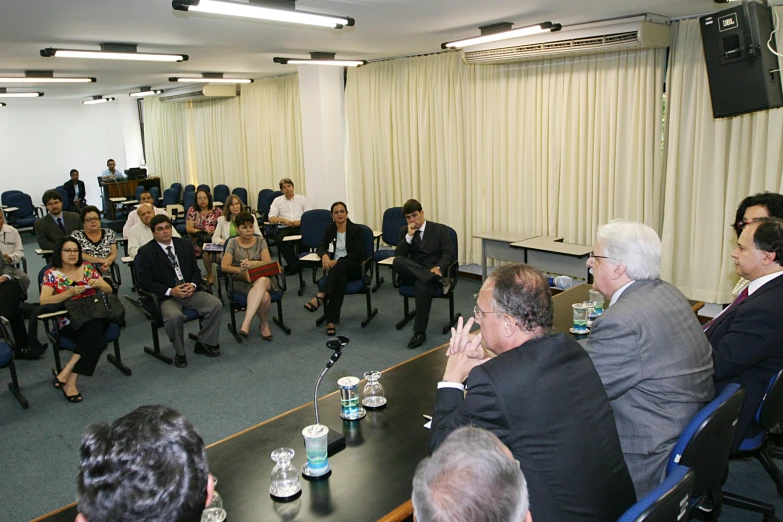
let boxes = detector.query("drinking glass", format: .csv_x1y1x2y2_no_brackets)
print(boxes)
572,302,590,334
270,448,301,499
338,376,366,420
589,289,605,315
301,424,331,478
362,371,387,408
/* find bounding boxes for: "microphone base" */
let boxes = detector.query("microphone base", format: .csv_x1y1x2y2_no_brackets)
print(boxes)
326,428,346,457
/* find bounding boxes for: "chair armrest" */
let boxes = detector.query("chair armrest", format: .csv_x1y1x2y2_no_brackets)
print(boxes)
20,257,27,274
35,206,45,218
137,289,163,323
37,310,68,320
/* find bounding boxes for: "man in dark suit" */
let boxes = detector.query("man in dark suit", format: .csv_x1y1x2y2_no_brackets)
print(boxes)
707,217,783,449
136,215,223,368
430,264,636,522
581,220,714,499
34,189,82,250
64,169,87,211
392,199,454,349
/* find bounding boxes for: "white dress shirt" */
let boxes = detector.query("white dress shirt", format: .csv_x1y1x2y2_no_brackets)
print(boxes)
0,224,24,264
268,194,312,227
128,222,180,257
404,220,428,244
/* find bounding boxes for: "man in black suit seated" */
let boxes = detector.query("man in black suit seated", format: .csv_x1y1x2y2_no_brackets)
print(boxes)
392,199,454,349
413,427,532,522
0,254,39,359
707,217,783,449
34,189,82,251
76,405,215,522
430,264,636,522
135,215,222,368
64,169,87,211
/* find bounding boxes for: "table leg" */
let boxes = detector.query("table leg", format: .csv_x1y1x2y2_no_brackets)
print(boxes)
481,239,487,282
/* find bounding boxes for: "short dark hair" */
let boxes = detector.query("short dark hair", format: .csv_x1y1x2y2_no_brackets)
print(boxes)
107,158,115,164
278,177,294,190
51,236,83,268
751,217,783,267
42,189,62,205
70,169,79,176
77,405,209,522
193,189,213,211
140,190,152,198
733,192,783,237
403,199,422,215
234,211,255,228
488,264,553,334
79,205,101,222
150,214,172,232
330,201,348,214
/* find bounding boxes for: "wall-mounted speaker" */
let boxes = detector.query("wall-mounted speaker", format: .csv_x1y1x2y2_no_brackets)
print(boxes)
699,1,782,118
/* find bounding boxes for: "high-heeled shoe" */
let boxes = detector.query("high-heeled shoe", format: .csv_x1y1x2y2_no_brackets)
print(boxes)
51,369,65,390
260,325,273,342
60,386,83,403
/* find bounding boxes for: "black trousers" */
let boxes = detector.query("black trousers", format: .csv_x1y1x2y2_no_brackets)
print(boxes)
322,259,363,324
392,257,440,334
0,279,29,350
275,226,302,270
60,319,109,376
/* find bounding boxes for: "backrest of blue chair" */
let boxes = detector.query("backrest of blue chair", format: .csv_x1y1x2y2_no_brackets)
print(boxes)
263,190,283,214
258,189,273,212
149,187,160,207
300,209,333,249
162,188,178,207
38,264,52,290
197,184,210,193
56,187,70,211
446,226,458,260
758,369,783,430
170,182,183,199
183,191,196,214
232,187,248,206
134,185,145,202
184,184,195,194
357,224,374,280
214,184,230,204
2,190,23,206
5,192,35,218
666,383,744,499
617,465,694,522
381,207,405,246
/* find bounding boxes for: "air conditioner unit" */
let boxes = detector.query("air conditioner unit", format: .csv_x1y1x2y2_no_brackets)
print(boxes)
462,15,672,64
159,84,238,103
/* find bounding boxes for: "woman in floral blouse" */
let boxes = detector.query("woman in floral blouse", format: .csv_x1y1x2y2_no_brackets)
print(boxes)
40,237,114,403
70,206,117,278
186,189,222,283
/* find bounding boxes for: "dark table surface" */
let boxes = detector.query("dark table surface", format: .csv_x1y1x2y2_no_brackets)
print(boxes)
40,284,701,522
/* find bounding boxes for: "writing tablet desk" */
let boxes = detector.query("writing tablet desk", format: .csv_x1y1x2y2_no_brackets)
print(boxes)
33,285,603,522
511,236,592,282
472,231,535,281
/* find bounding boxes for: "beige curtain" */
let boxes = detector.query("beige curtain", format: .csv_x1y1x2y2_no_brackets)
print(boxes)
345,50,665,264
661,13,783,304
144,74,305,201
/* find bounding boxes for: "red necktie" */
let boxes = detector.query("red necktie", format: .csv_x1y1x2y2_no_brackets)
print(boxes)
704,286,749,333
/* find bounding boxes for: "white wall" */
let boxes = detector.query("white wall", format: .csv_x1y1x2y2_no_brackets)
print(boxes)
0,97,142,211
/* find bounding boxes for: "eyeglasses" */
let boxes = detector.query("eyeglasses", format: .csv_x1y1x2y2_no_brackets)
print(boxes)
589,251,611,260
473,305,504,321
736,220,753,230
61,248,79,253
84,217,100,223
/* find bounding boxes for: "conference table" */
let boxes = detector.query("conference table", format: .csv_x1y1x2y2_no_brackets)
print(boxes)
36,284,701,522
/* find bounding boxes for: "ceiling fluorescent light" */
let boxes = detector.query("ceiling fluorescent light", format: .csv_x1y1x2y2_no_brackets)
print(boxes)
130,87,164,97
172,0,354,29
0,103,6,107
0,71,95,83
0,88,43,98
274,52,365,67
83,96,115,105
442,21,562,49
169,72,253,84
41,43,187,62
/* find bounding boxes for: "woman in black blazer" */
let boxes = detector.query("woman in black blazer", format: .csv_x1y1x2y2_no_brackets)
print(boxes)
303,202,366,335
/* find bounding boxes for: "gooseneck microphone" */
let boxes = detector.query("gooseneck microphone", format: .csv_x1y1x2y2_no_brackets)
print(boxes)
312,336,349,457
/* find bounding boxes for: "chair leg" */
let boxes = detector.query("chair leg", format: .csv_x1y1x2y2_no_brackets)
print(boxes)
106,338,132,376
144,324,173,365
362,290,378,327
7,359,29,409
372,262,384,292
722,489,776,517
227,304,243,343
759,447,783,496
442,295,462,335
396,297,415,330
298,270,306,296
273,300,291,335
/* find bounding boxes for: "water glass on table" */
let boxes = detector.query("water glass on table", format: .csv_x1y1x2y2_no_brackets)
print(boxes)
301,424,331,478
572,302,590,334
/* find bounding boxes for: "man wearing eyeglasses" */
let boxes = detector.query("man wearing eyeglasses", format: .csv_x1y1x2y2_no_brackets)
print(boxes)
707,217,783,450
430,263,636,522
581,219,713,500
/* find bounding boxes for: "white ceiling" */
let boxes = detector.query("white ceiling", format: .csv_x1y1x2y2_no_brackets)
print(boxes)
0,0,720,99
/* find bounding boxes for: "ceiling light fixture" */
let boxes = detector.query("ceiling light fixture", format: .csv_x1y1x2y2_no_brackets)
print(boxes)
0,103,6,107
442,21,562,49
41,43,188,62
130,86,164,97
82,95,115,105
172,0,354,29
0,70,95,83
0,88,44,98
169,72,253,84
274,52,365,67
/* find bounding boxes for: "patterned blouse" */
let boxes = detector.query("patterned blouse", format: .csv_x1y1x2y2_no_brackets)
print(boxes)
71,229,116,274
42,263,101,327
186,206,222,256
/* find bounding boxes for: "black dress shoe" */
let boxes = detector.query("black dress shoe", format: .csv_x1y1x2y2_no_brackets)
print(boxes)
194,342,221,357
407,332,427,349
15,344,48,360
174,355,188,368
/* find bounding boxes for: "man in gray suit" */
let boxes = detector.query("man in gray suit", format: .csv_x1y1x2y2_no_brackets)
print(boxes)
34,189,82,251
581,219,714,499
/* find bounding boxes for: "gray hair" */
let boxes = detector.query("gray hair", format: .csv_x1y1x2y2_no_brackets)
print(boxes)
412,427,529,522
596,219,661,280
487,263,553,333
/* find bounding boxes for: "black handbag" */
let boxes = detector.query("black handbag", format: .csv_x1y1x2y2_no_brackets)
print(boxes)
64,291,126,330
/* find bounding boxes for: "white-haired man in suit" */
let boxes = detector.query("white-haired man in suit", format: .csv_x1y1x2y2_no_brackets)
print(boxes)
582,219,714,499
